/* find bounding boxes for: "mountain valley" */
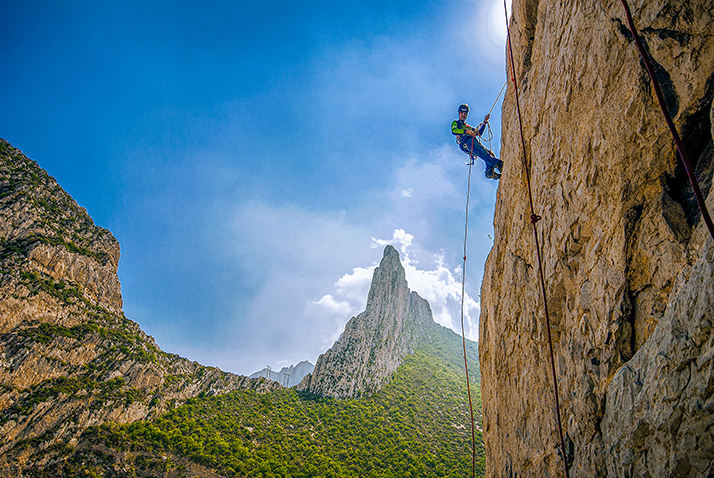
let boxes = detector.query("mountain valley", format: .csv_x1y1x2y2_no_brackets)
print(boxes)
0,139,482,476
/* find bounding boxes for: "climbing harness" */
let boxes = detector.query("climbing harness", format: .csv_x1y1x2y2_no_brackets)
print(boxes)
503,0,571,476
619,0,714,242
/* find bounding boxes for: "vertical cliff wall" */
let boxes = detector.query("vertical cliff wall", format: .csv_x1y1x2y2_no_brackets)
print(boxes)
479,0,713,476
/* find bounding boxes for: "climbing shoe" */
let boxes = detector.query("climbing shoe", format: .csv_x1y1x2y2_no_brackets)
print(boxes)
485,168,501,180
495,160,504,172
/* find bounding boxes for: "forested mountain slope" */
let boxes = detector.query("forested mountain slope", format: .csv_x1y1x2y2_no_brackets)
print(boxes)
46,326,481,477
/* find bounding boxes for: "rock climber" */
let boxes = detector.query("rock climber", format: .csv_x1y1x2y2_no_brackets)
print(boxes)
451,103,503,180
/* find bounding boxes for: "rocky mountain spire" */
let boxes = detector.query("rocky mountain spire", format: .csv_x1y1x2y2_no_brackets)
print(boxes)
298,245,436,398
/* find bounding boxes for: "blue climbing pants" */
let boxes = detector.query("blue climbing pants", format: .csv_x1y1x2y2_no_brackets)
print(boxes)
459,136,501,176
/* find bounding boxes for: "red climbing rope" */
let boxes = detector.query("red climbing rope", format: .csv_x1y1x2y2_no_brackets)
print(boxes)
619,0,714,242
460,139,477,478
503,1,571,476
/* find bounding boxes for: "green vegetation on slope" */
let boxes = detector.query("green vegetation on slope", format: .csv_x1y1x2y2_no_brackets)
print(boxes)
0,139,114,259
56,334,483,477
1,376,139,426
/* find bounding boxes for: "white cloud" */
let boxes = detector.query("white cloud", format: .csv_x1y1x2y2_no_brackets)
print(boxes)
369,229,480,340
199,145,494,373
314,266,375,317
334,266,375,303
314,294,354,316
311,265,377,346
401,188,413,198
402,255,480,340
392,151,460,204
312,226,482,347
224,201,371,272
371,229,414,255
207,200,381,372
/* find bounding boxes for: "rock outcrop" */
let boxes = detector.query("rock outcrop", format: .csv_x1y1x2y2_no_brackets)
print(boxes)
0,139,279,474
479,0,714,476
298,245,438,398
250,360,314,387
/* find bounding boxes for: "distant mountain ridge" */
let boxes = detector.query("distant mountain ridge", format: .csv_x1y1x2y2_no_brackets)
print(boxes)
249,360,314,387
297,245,442,399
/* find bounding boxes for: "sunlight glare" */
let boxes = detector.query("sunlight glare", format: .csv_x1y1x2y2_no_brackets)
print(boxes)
487,0,511,48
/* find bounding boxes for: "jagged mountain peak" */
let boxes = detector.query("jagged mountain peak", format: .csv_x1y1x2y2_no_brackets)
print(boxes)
0,139,122,313
365,245,404,305
249,360,314,387
298,245,437,399
378,243,399,263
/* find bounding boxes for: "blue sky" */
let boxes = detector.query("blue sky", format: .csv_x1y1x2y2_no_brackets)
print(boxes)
1,0,509,375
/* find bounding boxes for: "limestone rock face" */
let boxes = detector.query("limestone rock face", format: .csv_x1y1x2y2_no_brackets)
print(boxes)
298,245,436,398
0,141,122,315
479,0,714,475
0,139,279,474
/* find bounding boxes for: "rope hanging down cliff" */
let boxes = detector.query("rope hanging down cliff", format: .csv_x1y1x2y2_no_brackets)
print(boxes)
460,155,478,478
477,2,711,477
457,80,508,478
502,0,571,476
619,0,714,242
482,81,508,145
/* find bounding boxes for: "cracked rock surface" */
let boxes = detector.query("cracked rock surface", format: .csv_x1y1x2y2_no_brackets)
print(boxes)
479,0,714,475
